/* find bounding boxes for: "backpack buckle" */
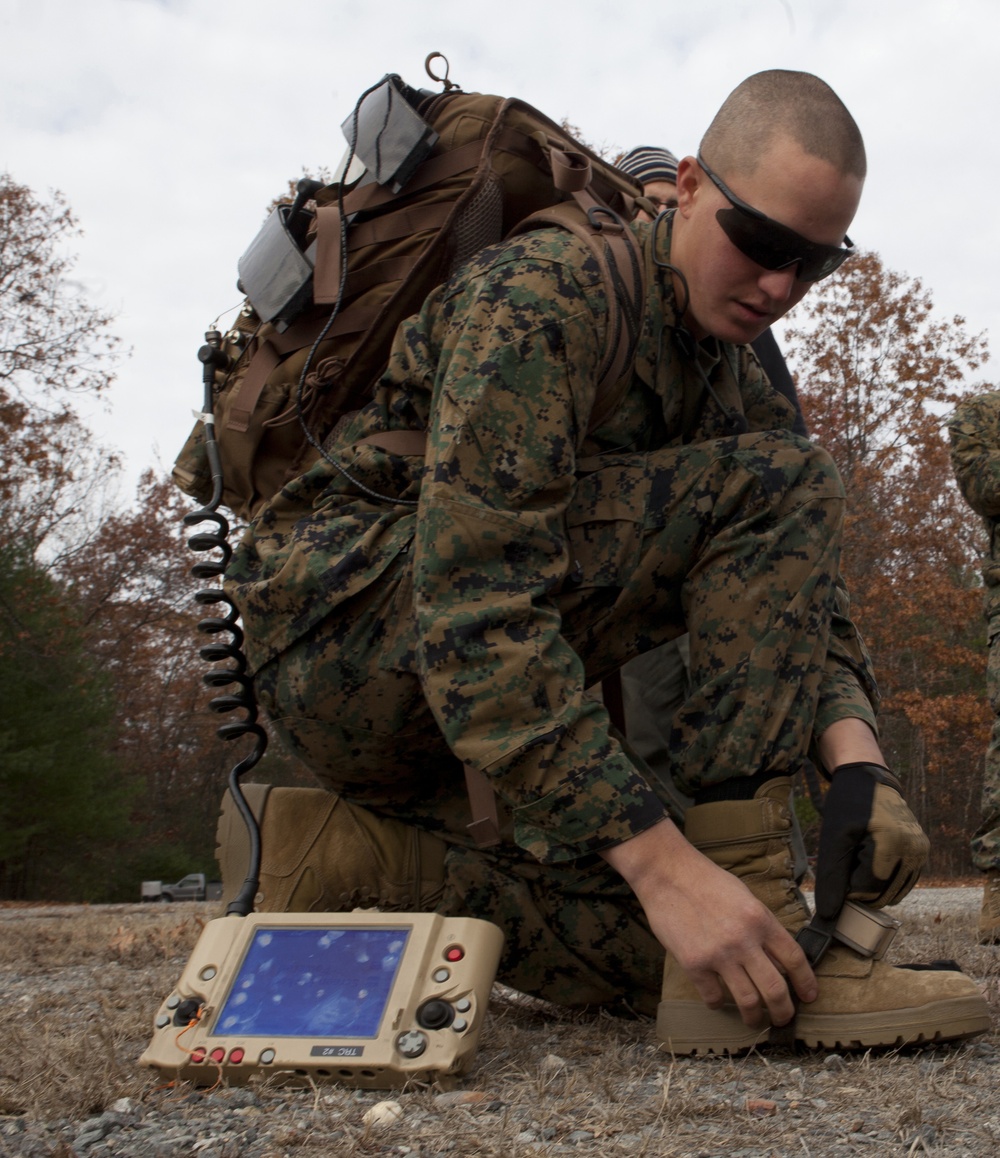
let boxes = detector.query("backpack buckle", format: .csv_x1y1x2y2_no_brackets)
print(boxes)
587,205,626,236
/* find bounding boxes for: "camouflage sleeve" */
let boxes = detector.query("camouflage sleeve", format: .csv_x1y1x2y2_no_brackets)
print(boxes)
412,238,667,864
948,392,1000,517
811,576,880,747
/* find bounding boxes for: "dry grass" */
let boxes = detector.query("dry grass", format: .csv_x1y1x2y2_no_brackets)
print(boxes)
0,894,998,1157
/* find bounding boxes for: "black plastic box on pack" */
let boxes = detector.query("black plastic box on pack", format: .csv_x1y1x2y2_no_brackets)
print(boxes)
342,74,439,194
236,205,317,333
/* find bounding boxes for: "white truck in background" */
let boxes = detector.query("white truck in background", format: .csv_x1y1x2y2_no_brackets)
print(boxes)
140,873,223,902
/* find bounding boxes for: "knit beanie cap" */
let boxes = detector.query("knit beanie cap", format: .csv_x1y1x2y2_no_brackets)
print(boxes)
616,145,680,186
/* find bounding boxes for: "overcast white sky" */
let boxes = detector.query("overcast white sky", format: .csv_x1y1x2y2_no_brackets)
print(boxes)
2,0,998,494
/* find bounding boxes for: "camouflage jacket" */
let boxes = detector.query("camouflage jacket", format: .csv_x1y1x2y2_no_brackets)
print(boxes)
228,217,877,859
949,391,1000,617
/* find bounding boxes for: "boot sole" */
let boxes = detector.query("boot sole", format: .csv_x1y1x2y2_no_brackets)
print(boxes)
656,1001,771,1056
794,994,991,1050
657,994,991,1056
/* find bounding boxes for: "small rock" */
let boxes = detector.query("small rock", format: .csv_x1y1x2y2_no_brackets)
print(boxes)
363,1100,404,1129
434,1090,490,1107
823,1052,846,1069
540,1053,567,1073
745,1099,778,1117
224,1088,261,1109
73,1114,120,1149
567,1128,594,1142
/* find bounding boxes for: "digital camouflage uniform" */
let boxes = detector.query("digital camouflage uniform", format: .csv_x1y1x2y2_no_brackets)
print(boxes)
226,216,879,1013
948,392,1000,872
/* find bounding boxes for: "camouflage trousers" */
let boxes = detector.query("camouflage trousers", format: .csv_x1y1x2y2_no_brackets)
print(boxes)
254,430,844,1012
972,608,1000,870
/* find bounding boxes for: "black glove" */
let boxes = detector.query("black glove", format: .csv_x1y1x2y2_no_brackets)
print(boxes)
814,762,929,922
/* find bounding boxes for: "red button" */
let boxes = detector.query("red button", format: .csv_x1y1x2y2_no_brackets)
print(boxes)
445,945,464,962
209,1048,226,1063
229,1048,245,1064
191,1048,206,1063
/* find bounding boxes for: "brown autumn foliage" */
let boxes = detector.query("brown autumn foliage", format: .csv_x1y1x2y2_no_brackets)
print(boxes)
784,250,993,874
0,175,124,562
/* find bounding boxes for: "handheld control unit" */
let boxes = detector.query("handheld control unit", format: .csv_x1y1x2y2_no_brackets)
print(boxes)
141,910,503,1088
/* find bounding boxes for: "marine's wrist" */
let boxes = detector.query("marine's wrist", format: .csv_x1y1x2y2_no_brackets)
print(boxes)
829,761,902,794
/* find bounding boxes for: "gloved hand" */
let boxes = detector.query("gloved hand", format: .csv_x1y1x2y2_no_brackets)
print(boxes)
814,762,929,921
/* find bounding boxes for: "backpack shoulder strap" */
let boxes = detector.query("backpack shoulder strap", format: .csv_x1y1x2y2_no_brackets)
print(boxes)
507,139,646,433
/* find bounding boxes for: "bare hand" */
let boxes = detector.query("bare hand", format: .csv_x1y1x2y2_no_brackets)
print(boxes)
601,817,817,1027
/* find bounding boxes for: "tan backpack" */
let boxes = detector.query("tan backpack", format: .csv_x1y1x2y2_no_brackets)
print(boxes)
172,57,647,520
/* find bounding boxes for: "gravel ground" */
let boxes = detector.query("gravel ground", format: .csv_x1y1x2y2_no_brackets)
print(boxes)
1,887,997,1158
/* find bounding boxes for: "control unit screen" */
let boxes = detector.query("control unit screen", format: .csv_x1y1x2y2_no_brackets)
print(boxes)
211,926,411,1039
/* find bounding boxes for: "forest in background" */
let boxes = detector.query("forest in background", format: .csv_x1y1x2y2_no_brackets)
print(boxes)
0,173,992,900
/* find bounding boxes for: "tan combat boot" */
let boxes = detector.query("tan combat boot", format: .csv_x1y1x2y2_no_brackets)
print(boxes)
215,784,448,913
656,778,808,1054
978,869,1000,945
656,778,990,1055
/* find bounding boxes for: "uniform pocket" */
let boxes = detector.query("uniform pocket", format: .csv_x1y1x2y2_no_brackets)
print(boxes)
563,455,649,589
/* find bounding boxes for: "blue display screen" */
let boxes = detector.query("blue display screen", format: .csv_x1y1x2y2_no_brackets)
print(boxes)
211,926,410,1039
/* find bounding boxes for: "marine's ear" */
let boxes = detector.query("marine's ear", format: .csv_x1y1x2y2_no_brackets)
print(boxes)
673,155,703,220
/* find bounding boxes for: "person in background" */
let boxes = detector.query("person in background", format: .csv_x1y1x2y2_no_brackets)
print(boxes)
948,391,1000,942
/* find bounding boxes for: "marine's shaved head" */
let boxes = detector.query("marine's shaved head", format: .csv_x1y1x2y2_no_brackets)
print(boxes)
700,70,866,181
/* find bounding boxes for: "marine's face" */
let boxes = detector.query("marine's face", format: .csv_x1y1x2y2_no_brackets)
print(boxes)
671,134,862,344
638,178,678,221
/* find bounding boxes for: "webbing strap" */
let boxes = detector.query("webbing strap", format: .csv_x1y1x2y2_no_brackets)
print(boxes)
313,203,454,305
343,201,456,252
515,198,644,430
227,340,280,433
312,204,345,306
226,294,390,435
355,429,428,456
330,255,418,303
548,144,592,193
225,313,334,433
463,764,502,848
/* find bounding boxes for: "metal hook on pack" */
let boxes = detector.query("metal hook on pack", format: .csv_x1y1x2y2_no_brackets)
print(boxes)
586,205,626,235
425,51,458,91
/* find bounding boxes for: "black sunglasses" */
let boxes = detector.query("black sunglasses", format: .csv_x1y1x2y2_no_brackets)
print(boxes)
697,153,853,283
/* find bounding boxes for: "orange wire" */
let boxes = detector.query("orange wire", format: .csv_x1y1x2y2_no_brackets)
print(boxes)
172,1008,224,1091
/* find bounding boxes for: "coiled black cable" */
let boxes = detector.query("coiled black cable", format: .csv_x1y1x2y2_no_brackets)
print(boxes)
182,328,264,918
